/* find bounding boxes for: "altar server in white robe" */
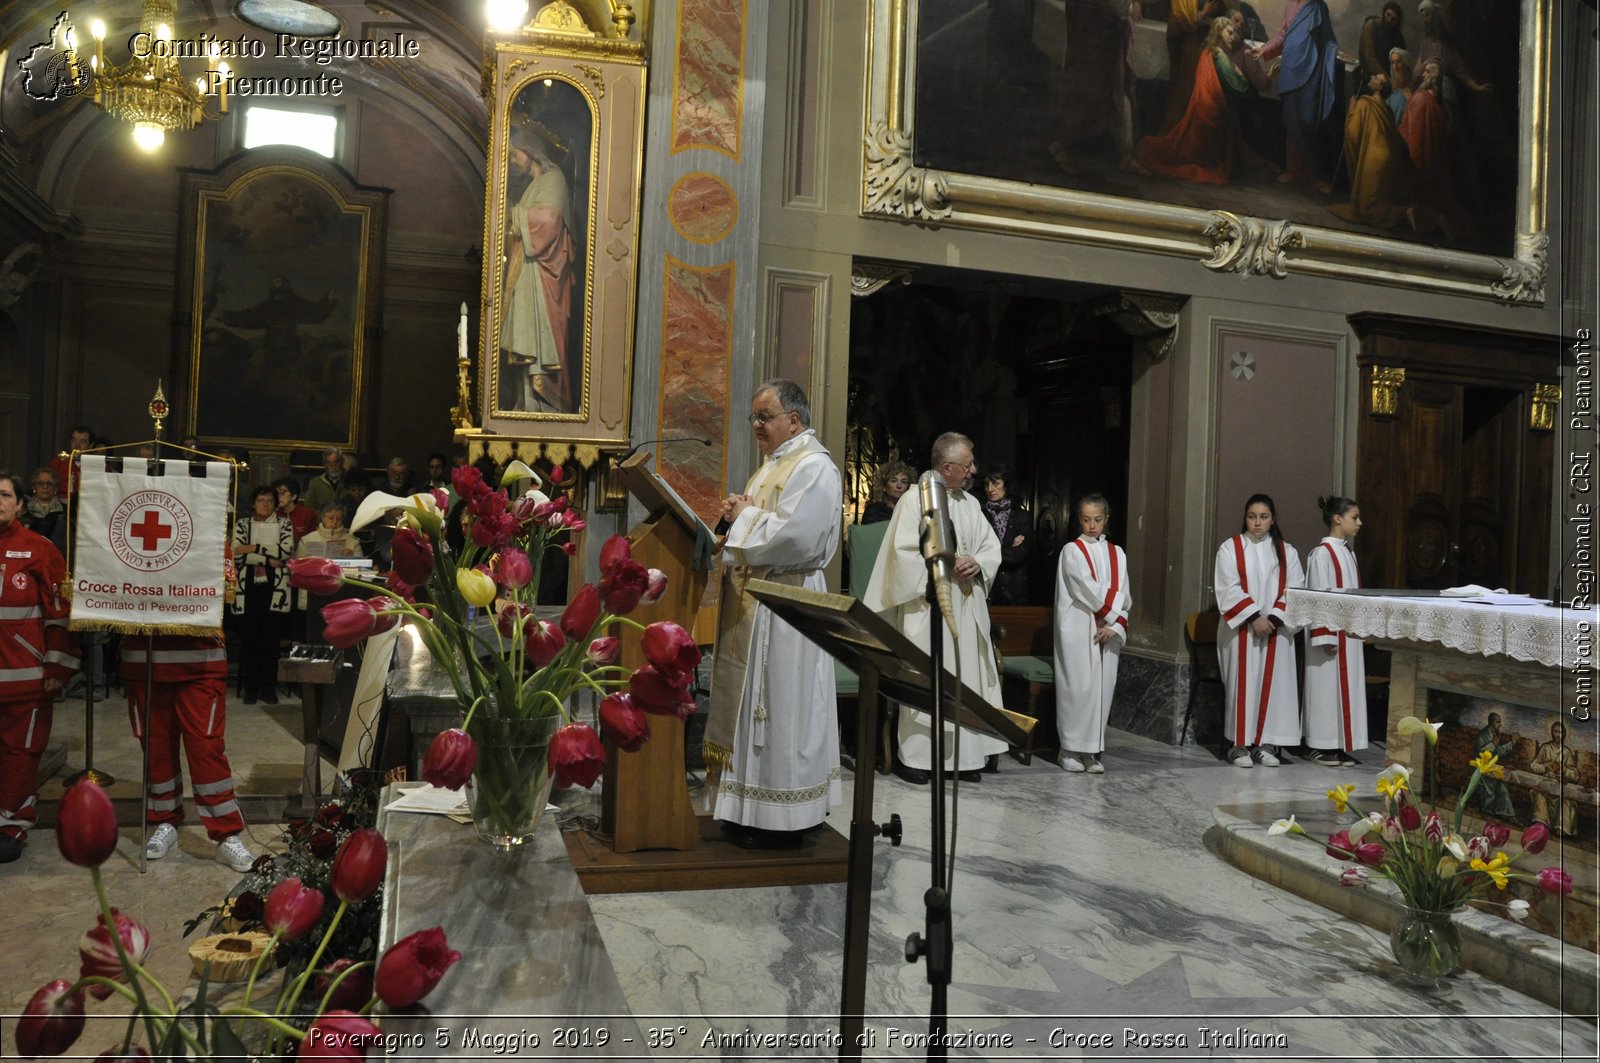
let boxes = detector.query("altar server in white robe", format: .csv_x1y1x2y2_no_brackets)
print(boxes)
705,379,843,848
1302,495,1367,766
1214,493,1304,768
863,432,1008,783
1053,494,1130,774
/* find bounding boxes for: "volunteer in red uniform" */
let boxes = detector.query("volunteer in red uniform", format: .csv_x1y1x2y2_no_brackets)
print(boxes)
122,629,256,872
0,471,78,863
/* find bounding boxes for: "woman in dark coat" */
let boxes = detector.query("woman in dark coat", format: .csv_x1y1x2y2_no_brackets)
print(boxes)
981,465,1033,606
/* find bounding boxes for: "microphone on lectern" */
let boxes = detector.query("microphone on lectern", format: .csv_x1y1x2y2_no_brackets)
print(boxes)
617,436,713,464
918,469,959,633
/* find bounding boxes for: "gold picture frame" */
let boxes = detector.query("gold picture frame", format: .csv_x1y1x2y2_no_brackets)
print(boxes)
864,0,1549,304
471,29,648,446
176,150,389,451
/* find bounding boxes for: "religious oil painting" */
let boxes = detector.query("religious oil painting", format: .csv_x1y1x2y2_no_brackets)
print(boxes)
475,32,647,448
872,1,1546,302
178,152,389,450
1424,692,1597,851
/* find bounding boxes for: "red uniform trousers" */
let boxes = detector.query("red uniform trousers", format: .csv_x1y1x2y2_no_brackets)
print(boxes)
0,697,51,841
124,637,244,841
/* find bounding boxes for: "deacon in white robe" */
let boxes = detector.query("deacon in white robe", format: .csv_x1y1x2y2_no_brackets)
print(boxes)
1214,509,1305,762
863,433,1008,774
1303,533,1368,754
1053,500,1130,766
705,380,842,836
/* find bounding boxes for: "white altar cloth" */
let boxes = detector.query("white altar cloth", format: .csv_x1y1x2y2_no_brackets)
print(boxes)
1284,589,1582,670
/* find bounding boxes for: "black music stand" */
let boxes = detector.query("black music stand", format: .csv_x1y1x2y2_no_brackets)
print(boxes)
744,580,1035,1056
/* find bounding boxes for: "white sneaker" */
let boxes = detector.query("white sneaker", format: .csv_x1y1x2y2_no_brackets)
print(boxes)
1254,745,1281,767
1085,754,1105,774
1059,752,1087,773
1228,746,1254,769
215,834,256,873
144,823,178,860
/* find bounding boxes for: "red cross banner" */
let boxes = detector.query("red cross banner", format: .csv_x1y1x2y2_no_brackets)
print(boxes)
69,455,231,635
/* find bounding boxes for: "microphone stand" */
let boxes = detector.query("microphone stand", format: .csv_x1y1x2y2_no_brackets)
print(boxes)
905,516,952,1059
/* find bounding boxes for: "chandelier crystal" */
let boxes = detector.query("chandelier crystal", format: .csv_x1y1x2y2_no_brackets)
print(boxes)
84,0,228,152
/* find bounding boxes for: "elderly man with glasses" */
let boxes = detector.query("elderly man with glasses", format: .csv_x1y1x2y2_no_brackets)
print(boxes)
704,378,843,850
863,431,1007,785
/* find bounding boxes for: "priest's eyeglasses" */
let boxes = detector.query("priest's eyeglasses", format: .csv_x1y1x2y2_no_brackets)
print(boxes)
748,409,790,425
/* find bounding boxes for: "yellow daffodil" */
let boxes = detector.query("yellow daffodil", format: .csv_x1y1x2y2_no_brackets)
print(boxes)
1469,750,1506,779
1268,815,1304,836
1327,784,1355,813
1396,716,1443,745
1376,773,1410,799
1470,852,1511,889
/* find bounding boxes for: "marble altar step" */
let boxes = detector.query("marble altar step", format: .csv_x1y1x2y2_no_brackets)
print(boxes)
561,813,849,894
1209,799,1597,1016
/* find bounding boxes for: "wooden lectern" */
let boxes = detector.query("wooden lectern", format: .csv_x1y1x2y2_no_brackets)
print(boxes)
601,451,714,852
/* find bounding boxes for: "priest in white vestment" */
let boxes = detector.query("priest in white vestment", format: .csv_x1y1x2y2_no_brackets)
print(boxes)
704,379,842,847
863,432,1008,782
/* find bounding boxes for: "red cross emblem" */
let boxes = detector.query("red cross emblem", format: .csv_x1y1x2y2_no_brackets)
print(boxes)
109,490,195,573
129,509,173,552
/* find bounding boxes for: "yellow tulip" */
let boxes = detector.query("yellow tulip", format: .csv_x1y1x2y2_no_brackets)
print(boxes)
457,567,498,607
1437,856,1460,877
1327,784,1355,813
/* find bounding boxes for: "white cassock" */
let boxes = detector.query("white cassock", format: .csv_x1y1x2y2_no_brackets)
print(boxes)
705,430,843,831
1214,533,1304,747
863,488,1008,771
1302,537,1368,751
1053,534,1130,755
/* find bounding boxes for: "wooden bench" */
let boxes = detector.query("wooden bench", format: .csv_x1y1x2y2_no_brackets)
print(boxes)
989,606,1057,761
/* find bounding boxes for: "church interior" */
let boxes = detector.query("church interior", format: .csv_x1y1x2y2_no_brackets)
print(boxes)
1,0,1596,1057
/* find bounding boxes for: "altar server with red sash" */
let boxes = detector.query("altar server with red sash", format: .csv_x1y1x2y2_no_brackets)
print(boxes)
1302,496,1367,766
1053,494,1130,774
1214,493,1303,768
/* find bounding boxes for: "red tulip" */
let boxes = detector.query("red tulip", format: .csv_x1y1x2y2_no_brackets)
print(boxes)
642,568,668,604
330,829,388,903
549,723,605,788
1396,799,1422,832
429,488,449,512
599,559,650,615
94,1046,151,1061
629,665,695,719
641,621,701,678
422,728,478,790
374,926,461,1008
493,546,533,589
1423,811,1444,842
560,541,577,556
467,489,508,518
369,599,403,636
390,527,435,586
450,465,488,501
299,1010,383,1059
315,958,374,1013
264,878,326,941
1325,830,1354,861
16,979,86,1058
1538,867,1573,895
1522,822,1550,854
1483,821,1511,847
321,599,378,649
586,636,620,665
560,584,601,641
1354,842,1385,867
289,557,344,595
57,778,118,868
526,620,566,668
496,601,532,638
558,513,587,534
599,693,651,752
470,511,518,549
533,496,568,523
78,908,151,999
598,533,632,573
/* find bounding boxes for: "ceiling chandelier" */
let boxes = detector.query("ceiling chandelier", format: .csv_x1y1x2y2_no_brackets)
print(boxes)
83,0,229,152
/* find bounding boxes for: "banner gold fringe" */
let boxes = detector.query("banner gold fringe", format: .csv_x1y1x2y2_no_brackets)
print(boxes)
68,621,222,637
701,738,733,778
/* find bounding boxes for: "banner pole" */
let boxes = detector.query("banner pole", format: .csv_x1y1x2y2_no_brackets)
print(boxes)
135,383,169,874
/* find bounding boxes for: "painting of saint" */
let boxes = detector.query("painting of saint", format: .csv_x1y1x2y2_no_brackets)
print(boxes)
497,80,592,416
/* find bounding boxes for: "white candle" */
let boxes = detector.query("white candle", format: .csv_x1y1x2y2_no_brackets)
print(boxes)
458,302,469,363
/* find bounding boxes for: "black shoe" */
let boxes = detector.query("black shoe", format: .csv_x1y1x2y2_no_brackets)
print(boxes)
0,834,21,863
242,693,258,705
957,770,983,783
261,691,279,705
731,827,805,851
983,754,1001,774
893,764,930,786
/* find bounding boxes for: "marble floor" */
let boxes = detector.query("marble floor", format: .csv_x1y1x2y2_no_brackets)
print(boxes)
4,688,1597,1061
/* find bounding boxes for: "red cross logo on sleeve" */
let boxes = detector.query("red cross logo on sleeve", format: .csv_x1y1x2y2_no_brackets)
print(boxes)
129,509,174,553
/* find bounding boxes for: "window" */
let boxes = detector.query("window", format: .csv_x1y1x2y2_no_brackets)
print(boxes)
243,106,338,157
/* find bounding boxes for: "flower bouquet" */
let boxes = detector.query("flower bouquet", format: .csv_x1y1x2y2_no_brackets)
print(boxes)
1271,717,1571,980
21,779,459,1060
287,462,699,850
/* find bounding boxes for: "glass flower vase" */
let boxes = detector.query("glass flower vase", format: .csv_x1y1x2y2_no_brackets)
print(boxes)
464,713,560,853
1389,906,1462,983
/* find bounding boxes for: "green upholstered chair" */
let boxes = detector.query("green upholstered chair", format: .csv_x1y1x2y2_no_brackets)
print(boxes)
837,520,891,770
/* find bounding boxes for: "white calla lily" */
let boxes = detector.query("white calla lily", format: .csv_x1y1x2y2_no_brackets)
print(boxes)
1442,833,1468,860
1346,817,1377,842
1377,763,1412,786
500,459,543,489
1268,815,1300,836
1397,716,1443,745
349,490,414,532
